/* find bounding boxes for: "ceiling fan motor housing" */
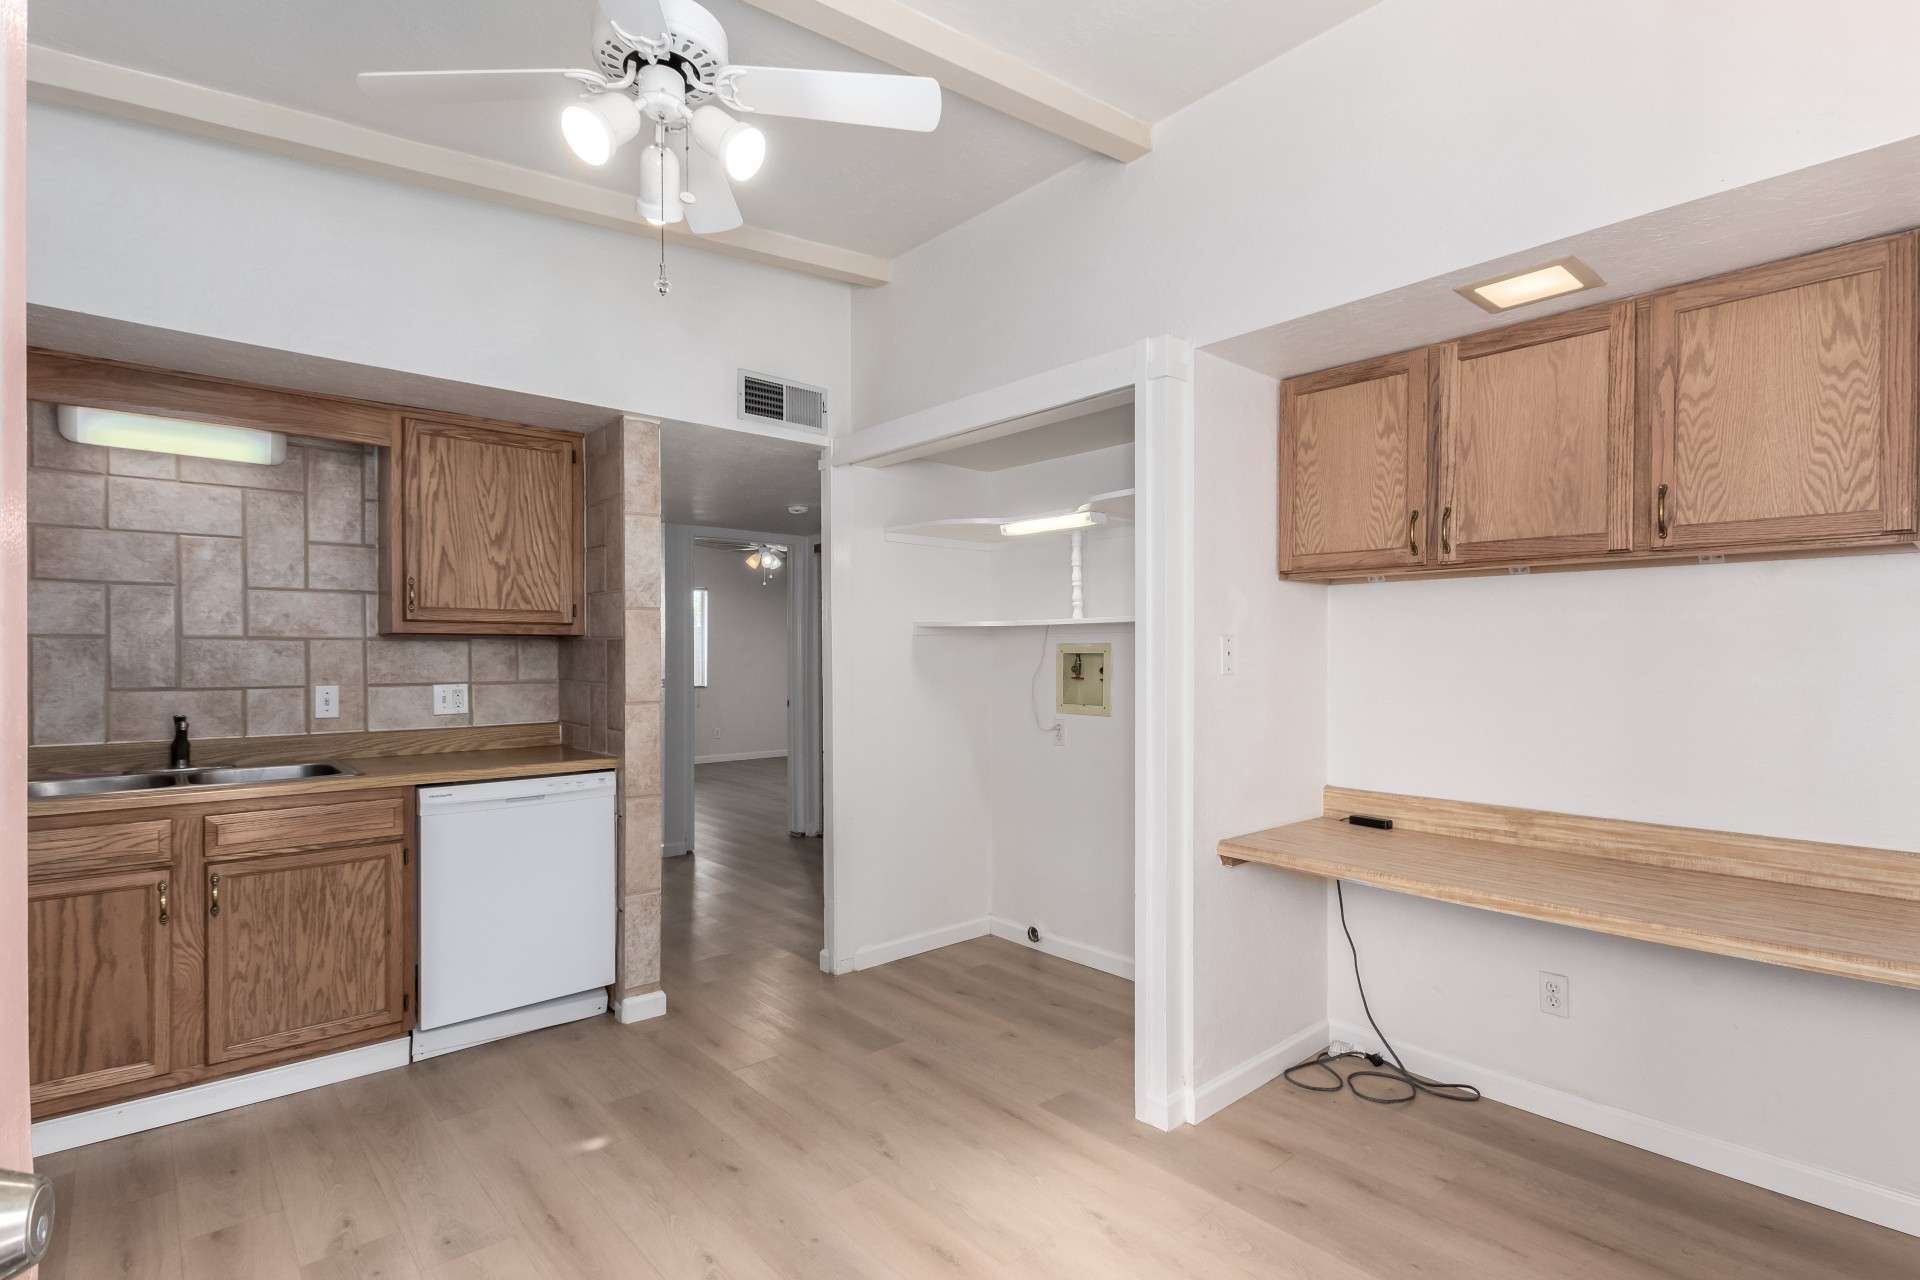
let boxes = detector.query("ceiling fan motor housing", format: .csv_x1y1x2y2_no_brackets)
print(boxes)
595,0,728,103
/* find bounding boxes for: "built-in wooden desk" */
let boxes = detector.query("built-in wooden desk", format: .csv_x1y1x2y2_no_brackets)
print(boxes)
1218,788,1920,991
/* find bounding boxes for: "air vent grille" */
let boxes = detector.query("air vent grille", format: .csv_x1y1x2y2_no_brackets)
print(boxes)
738,371,828,432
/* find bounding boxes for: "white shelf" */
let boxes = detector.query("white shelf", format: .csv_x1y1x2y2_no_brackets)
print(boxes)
885,488,1136,550
914,616,1134,631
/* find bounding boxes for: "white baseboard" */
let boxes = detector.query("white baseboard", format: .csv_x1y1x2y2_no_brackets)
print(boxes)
987,916,1135,980
1190,1020,1329,1124
695,750,788,764
411,990,607,1061
611,989,668,1024
850,917,989,971
661,839,693,857
1329,1019,1920,1239
1135,1089,1188,1132
32,1038,409,1156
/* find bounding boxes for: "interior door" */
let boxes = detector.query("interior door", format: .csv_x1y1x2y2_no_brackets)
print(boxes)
27,869,173,1106
403,417,580,628
1646,233,1917,550
1279,349,1432,575
1435,302,1634,564
204,843,407,1064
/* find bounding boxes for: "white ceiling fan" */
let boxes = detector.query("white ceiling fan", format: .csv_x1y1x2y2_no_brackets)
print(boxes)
357,0,941,292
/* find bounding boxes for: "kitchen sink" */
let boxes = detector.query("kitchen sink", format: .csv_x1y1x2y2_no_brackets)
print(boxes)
28,762,358,800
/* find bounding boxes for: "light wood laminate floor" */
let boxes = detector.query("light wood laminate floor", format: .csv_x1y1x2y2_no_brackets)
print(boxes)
34,758,1920,1277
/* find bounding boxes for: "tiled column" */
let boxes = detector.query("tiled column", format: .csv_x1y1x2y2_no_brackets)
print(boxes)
615,416,664,1013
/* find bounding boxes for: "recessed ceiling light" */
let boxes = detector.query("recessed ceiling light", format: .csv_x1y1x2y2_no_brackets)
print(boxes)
1457,257,1604,314
787,504,810,515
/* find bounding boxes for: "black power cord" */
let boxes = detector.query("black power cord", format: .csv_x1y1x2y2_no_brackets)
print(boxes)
1283,880,1483,1106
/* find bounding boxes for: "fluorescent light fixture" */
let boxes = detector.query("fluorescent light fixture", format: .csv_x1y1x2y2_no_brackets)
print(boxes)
1457,257,1604,314
56,406,287,465
1000,511,1107,538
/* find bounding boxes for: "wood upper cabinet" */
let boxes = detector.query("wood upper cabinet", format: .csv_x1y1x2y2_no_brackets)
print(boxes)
1645,233,1918,550
204,839,409,1064
1434,303,1635,564
386,415,585,635
1278,349,1432,575
26,820,176,1106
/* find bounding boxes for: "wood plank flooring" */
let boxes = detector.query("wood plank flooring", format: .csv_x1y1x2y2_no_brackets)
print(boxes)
34,758,1920,1277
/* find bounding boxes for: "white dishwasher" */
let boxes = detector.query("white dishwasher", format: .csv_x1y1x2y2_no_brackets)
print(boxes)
413,770,617,1060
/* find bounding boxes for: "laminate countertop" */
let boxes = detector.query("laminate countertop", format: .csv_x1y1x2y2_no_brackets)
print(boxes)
27,746,618,819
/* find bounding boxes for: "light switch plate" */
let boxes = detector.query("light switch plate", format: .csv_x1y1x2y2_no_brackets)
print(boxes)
1219,634,1236,675
313,685,340,720
432,683,469,715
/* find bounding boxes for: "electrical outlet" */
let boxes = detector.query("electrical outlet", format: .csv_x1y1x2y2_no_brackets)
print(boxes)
1219,633,1236,675
313,685,340,720
1051,723,1065,747
1539,971,1570,1018
432,683,469,716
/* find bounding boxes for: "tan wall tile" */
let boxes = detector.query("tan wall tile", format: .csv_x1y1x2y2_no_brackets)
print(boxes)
623,794,662,890
181,639,306,688
108,449,177,479
473,682,559,726
559,637,607,684
624,610,662,702
307,449,363,543
29,581,105,635
517,637,559,681
180,536,245,636
244,490,306,589
33,527,177,583
588,590,622,640
108,476,244,536
308,639,367,733
248,589,364,638
622,515,662,608
246,688,308,737
469,638,519,682
308,544,376,592
367,638,468,684
108,586,178,690
621,419,661,517
367,684,469,731
109,690,243,743
620,890,661,990
30,637,105,744
29,470,105,526
28,402,104,472
179,448,306,491
623,700,662,795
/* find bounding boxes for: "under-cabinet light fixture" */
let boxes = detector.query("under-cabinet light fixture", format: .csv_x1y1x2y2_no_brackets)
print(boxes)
1000,511,1106,538
1457,257,1604,314
57,406,287,465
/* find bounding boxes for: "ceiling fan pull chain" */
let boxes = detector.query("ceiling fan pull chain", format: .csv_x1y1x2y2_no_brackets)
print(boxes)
656,127,672,298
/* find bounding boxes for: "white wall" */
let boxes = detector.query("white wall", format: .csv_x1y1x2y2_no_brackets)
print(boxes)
692,543,789,761
853,0,1920,426
1189,355,1329,1114
28,105,852,431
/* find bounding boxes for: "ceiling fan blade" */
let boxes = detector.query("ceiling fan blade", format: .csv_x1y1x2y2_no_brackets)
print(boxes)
357,69,590,102
600,0,670,38
721,66,941,131
683,158,743,235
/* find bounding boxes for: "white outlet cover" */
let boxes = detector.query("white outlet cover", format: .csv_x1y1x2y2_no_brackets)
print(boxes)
432,683,469,715
313,684,340,719
1219,633,1236,675
1539,971,1570,1018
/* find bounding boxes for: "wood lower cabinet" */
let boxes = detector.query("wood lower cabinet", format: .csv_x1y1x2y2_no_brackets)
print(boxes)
1646,233,1917,551
1279,348,1431,575
27,868,173,1106
26,789,414,1119
1435,302,1634,565
384,415,585,635
205,842,408,1063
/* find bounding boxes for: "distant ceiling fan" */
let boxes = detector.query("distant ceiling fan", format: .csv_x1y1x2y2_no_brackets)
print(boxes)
358,0,941,293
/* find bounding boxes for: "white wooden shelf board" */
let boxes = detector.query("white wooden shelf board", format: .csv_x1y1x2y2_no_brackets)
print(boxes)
914,616,1135,631
885,488,1137,550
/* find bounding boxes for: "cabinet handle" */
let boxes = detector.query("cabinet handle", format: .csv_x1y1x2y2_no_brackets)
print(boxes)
1407,509,1421,557
406,576,417,611
1440,506,1453,557
157,880,169,926
208,872,221,918
1656,483,1670,540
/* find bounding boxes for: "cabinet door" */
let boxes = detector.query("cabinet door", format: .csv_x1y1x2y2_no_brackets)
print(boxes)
1646,234,1917,550
1435,303,1634,564
401,417,582,631
205,843,407,1064
1279,349,1432,576
28,869,173,1105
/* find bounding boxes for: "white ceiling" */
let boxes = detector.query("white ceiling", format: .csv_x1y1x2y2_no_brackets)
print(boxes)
28,0,1378,260
892,0,1381,121
662,423,822,533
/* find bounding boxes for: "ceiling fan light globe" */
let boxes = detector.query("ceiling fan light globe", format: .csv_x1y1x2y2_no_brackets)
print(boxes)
725,126,766,181
561,93,641,166
637,143,685,224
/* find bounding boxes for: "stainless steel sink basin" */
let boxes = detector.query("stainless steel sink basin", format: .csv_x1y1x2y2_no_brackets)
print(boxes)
28,762,358,800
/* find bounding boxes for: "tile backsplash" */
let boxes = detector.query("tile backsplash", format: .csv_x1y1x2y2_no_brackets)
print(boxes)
24,403,561,745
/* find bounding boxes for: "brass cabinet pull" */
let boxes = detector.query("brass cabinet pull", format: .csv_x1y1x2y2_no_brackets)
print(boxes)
208,872,221,918
157,880,169,926
1407,509,1421,557
1440,506,1454,557
1656,483,1670,540
406,576,417,611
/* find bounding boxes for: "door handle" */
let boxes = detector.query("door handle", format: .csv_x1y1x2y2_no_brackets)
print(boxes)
1440,506,1454,557
208,872,221,917
1656,483,1671,540
0,1168,55,1280
157,880,169,926
1407,509,1420,557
